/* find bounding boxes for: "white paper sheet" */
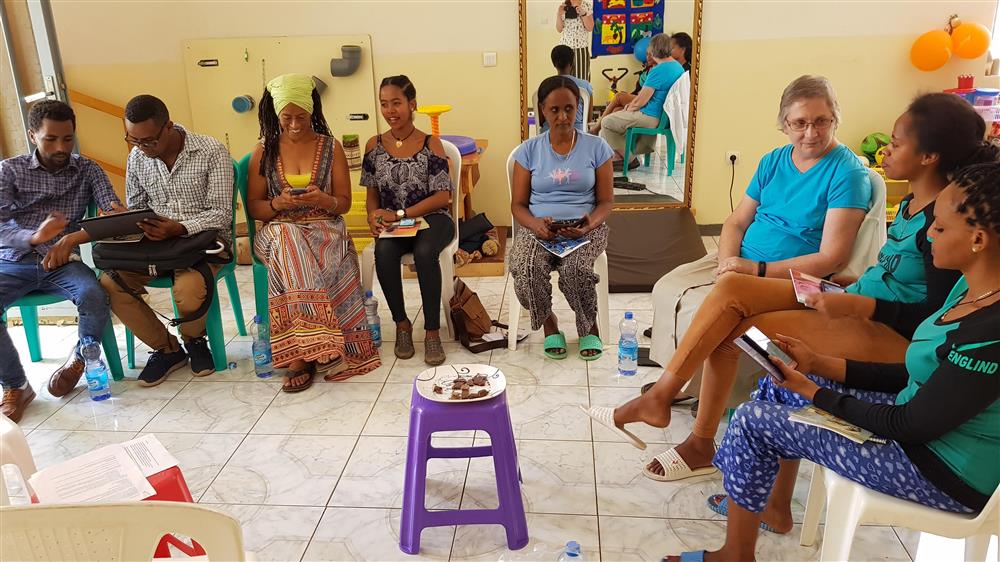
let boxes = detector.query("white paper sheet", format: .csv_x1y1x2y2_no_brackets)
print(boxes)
122,434,179,477
29,447,156,504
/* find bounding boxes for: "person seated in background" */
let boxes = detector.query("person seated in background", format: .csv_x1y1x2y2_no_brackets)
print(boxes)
669,32,692,71
100,95,233,387
591,32,692,136
597,32,685,171
590,93,997,487
247,74,379,392
664,167,1000,561
509,76,614,361
0,100,123,422
633,74,869,409
363,75,454,366
540,45,593,133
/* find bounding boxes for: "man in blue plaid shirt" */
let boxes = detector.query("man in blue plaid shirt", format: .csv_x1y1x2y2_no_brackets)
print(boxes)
0,100,124,422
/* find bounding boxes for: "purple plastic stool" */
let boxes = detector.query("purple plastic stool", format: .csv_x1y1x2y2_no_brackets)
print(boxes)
400,383,528,555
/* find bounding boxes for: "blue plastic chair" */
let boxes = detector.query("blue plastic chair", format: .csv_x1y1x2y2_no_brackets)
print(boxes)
3,203,125,381
123,162,246,372
621,110,677,178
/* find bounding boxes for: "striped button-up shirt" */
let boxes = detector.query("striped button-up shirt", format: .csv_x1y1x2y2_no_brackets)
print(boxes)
126,125,233,244
0,151,120,261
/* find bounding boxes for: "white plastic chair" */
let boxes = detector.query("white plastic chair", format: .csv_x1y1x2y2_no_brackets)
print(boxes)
580,90,591,131
840,165,888,279
800,464,1000,562
360,140,463,340
0,415,37,479
0,501,253,561
505,148,610,351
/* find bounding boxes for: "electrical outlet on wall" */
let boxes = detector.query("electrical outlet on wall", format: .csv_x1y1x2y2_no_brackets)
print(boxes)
726,151,741,165
482,52,497,67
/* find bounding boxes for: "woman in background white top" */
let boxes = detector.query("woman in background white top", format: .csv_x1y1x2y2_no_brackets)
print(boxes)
556,0,594,83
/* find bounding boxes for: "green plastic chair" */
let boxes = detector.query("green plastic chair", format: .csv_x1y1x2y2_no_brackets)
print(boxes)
621,110,677,179
234,153,268,324
123,162,247,372
3,203,125,381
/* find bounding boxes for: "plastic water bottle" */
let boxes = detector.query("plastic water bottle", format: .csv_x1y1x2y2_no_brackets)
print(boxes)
79,338,111,401
364,290,382,348
251,315,274,379
556,541,586,562
617,312,639,377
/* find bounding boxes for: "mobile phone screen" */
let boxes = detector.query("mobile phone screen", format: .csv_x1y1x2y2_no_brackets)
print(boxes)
399,218,416,227
745,327,794,365
290,188,307,196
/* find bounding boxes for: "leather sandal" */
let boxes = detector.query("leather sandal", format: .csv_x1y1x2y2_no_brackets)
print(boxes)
395,329,415,360
282,363,315,393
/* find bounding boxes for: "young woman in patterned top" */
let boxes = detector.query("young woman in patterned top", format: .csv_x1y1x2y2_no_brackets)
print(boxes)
363,76,454,366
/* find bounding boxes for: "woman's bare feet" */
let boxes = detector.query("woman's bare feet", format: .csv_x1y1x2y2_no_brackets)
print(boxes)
644,434,716,476
612,392,672,429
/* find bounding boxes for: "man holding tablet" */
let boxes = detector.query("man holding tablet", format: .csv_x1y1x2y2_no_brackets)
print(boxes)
100,95,233,387
0,100,124,421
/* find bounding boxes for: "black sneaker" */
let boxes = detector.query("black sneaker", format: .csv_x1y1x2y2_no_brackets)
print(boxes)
184,337,216,377
138,348,188,387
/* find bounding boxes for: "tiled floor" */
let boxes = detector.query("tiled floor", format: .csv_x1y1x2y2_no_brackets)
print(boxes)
11,237,920,561
614,140,685,201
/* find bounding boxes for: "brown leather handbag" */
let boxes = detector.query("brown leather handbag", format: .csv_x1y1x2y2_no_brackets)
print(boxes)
449,277,508,353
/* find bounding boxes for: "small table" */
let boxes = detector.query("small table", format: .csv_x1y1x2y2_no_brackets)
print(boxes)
459,139,488,219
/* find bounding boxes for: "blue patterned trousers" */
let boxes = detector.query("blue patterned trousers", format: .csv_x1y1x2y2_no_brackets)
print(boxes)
713,375,973,514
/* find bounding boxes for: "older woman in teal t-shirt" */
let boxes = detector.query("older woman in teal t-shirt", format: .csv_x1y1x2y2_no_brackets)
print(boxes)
510,76,615,361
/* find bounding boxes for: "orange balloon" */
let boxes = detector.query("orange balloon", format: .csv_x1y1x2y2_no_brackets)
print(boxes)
910,30,952,71
951,21,991,59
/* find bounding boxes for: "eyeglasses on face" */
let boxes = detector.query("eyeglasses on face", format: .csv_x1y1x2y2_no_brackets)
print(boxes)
785,117,835,132
124,122,167,148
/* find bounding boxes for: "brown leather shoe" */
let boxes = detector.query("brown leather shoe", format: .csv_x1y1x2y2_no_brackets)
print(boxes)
1,384,36,423
48,352,85,397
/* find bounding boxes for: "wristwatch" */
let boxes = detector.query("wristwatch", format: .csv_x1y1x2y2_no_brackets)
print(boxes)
396,209,406,220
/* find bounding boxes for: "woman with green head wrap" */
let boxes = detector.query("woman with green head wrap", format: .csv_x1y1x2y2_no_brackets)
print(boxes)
246,73,380,392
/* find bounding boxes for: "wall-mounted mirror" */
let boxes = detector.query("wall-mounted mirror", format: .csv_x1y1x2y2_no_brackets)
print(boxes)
519,0,701,209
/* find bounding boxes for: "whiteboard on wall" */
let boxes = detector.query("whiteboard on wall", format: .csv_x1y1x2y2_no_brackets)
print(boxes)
182,34,378,162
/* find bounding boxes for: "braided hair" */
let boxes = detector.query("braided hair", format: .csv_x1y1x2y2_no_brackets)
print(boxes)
950,160,1000,235
257,87,332,177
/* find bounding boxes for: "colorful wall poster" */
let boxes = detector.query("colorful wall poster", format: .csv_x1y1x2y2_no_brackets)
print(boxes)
592,0,663,56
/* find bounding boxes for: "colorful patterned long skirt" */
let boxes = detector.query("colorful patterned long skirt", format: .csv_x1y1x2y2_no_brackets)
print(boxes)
254,216,380,379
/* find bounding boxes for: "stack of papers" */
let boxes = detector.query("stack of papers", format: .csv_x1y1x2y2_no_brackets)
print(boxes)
28,434,179,504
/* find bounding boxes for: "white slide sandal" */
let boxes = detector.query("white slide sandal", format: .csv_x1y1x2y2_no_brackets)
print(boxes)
642,446,719,482
581,405,647,450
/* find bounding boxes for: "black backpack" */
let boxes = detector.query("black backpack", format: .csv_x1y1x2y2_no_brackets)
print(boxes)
93,230,231,326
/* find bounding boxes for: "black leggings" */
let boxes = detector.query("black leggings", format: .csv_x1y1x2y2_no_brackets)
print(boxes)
374,213,455,330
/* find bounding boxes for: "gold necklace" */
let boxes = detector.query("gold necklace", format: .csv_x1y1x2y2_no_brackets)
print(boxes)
943,287,1000,321
389,126,416,148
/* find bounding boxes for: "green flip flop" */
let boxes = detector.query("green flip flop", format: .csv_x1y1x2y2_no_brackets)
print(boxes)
578,334,603,361
543,331,568,360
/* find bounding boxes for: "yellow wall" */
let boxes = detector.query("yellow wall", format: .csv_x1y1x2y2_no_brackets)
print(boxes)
49,0,1000,227
691,0,998,223
51,0,519,226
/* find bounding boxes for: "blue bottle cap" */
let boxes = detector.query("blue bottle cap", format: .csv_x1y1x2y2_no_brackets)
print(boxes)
253,314,261,324
365,290,374,298
624,311,633,319
566,541,581,555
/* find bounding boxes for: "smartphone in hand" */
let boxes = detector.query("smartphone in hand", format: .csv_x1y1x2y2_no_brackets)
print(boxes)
548,217,585,232
734,326,796,382
290,188,308,196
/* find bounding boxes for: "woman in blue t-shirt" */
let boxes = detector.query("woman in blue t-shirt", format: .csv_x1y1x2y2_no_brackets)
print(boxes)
597,32,685,171
663,162,1000,562
509,76,615,361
